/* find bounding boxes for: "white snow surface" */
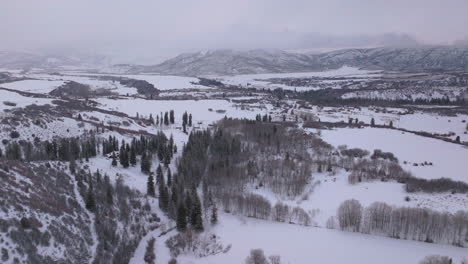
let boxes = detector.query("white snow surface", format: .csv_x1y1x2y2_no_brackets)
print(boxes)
218,66,381,91
97,98,268,125
1,79,65,93
319,127,468,183
173,213,468,264
0,89,53,111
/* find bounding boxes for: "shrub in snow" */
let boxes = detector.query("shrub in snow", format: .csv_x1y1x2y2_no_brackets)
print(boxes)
9,130,20,138
419,255,452,264
245,249,269,264
165,230,231,258
144,237,156,264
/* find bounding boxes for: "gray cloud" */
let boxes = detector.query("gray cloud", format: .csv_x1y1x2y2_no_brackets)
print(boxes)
1,0,467,63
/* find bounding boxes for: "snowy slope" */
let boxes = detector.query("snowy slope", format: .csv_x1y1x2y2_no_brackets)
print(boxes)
320,127,468,183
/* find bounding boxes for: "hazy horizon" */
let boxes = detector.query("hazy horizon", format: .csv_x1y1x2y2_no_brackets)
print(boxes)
2,0,468,64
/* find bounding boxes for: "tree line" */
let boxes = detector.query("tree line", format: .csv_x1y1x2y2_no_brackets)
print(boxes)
331,199,468,247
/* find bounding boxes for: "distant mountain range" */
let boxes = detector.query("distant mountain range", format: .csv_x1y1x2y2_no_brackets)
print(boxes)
2,46,468,76
127,46,468,76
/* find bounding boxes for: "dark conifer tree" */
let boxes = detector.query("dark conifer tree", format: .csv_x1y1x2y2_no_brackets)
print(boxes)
147,172,156,197
85,183,96,212
69,156,77,174
156,164,163,184
371,118,375,127
105,176,114,205
182,111,188,126
170,110,175,124
176,203,187,231
188,114,192,127
164,112,169,126
129,146,137,166
141,152,152,174
111,152,117,167
191,192,204,231
158,179,169,212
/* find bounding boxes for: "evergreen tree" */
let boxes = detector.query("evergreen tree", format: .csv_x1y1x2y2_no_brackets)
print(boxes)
149,114,154,125
156,164,163,184
129,146,137,166
188,114,192,127
85,183,96,212
69,156,77,174
164,112,169,126
371,118,375,127
158,177,169,212
169,110,175,124
455,136,461,143
111,152,117,167
106,181,114,205
389,120,393,128
141,152,152,174
176,203,187,231
182,111,188,126
191,192,204,231
147,172,156,197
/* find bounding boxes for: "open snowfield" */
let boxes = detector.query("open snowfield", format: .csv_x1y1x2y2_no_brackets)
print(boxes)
6,73,139,95
169,213,468,264
0,79,65,93
122,74,211,90
65,72,212,90
319,127,468,183
0,89,53,111
248,170,468,228
97,98,269,125
217,66,381,91
301,105,468,142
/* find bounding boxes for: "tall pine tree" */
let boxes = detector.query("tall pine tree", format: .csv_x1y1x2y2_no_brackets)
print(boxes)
147,172,155,197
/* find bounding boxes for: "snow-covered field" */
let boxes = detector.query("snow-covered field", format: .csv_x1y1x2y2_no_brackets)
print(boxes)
0,89,53,111
217,66,381,91
301,105,468,142
0,79,65,93
170,213,468,264
65,72,212,90
97,98,269,125
121,74,211,90
319,127,468,183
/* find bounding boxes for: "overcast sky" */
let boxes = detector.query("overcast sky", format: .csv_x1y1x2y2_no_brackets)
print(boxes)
1,0,467,62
